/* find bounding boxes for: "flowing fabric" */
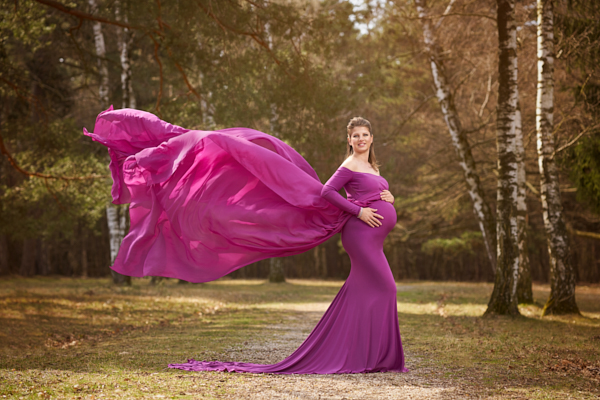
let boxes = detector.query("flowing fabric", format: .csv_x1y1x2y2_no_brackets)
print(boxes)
85,107,407,374
84,107,351,282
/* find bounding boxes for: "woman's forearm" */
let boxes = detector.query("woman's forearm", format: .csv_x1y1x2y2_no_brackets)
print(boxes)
321,185,361,216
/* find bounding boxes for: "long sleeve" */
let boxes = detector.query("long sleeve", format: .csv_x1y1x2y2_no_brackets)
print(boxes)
321,168,361,217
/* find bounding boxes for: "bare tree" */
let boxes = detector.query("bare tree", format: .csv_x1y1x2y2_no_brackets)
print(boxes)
485,0,520,315
536,0,579,315
415,0,497,274
88,0,130,285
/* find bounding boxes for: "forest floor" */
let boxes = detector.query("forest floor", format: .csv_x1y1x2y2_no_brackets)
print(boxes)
0,278,599,399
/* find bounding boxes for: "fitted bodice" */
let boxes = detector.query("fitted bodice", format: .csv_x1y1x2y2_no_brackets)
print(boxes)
340,167,390,207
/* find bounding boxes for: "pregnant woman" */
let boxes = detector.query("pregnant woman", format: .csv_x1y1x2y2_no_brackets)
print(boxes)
85,109,407,374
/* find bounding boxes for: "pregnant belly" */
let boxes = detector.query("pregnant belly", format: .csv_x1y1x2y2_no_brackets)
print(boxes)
369,200,397,234
341,199,397,250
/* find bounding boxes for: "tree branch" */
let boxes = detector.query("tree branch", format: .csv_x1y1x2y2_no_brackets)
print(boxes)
553,122,600,156
34,0,144,31
478,73,492,117
434,0,457,30
0,130,107,181
385,94,435,139
407,12,496,23
572,229,600,241
197,1,295,79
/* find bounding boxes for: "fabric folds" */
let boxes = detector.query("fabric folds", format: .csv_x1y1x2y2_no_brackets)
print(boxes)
85,108,351,283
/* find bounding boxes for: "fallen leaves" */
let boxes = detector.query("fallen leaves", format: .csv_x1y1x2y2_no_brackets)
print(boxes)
546,357,600,382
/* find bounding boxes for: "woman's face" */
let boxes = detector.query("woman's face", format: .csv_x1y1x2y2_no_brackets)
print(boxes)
348,126,372,154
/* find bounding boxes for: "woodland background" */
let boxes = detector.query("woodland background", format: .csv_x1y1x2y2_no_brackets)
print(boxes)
1,0,599,284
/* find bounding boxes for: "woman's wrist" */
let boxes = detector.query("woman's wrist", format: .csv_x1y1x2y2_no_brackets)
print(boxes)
357,207,363,218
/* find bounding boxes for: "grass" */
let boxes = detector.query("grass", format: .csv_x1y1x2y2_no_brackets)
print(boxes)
0,277,598,399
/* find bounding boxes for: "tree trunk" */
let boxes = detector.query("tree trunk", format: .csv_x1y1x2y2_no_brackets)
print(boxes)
20,239,37,276
516,213,534,303
515,103,534,303
200,71,215,129
150,276,164,285
80,229,88,278
0,234,9,274
320,246,328,278
88,0,109,108
536,0,579,315
88,0,131,285
268,258,285,283
37,238,51,276
415,0,497,274
107,204,131,285
67,234,79,276
266,72,285,284
314,246,320,276
115,0,136,109
486,0,521,316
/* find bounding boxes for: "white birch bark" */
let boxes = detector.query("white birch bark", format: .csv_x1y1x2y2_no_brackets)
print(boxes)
89,0,130,284
536,0,579,315
200,72,215,129
106,203,127,265
515,103,533,303
485,0,520,315
88,0,109,108
415,0,497,274
115,0,136,109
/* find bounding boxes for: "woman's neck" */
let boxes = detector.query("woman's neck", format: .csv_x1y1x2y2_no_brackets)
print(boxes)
351,152,370,165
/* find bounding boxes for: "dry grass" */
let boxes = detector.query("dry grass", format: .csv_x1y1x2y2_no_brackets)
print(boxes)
0,277,598,399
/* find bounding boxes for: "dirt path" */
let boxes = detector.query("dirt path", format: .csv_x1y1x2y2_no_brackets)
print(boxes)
3,279,596,399
202,302,476,400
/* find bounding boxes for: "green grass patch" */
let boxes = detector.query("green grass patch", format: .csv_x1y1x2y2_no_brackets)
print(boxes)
0,277,598,399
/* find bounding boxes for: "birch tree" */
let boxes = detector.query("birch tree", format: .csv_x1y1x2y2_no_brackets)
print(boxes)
536,0,579,315
415,0,497,274
115,0,135,109
516,119,533,303
88,0,109,108
266,19,285,283
88,0,130,285
485,0,520,315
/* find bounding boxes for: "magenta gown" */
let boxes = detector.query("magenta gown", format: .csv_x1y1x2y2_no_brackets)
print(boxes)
85,107,407,374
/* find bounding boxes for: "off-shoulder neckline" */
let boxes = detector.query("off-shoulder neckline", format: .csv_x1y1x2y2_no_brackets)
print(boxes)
339,166,381,177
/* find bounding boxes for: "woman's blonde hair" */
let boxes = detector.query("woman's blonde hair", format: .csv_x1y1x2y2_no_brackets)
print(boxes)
346,117,379,171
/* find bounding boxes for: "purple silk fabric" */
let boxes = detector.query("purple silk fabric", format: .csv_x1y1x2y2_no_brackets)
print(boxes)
169,169,407,374
321,167,362,217
85,107,407,374
84,107,351,282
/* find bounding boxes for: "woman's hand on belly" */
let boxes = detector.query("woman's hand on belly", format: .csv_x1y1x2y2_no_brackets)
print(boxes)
380,190,394,204
358,207,384,228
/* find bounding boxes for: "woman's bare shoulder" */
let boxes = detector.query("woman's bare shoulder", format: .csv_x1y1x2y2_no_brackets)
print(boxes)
339,158,358,172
